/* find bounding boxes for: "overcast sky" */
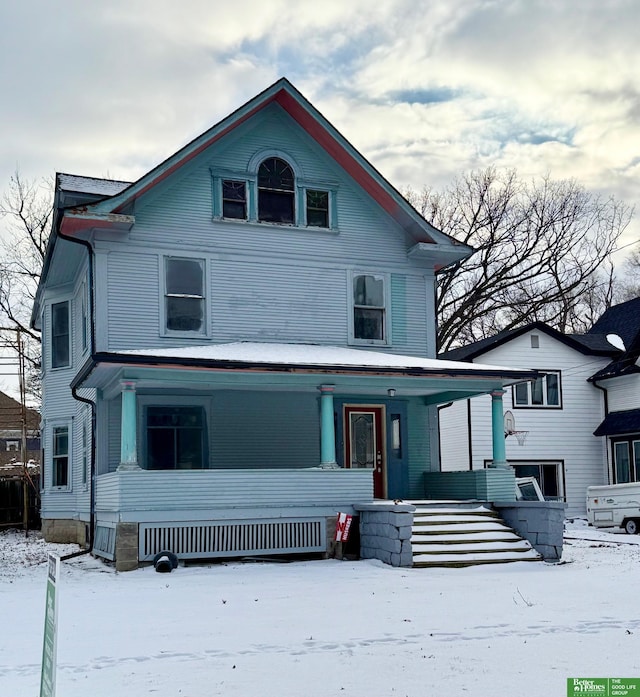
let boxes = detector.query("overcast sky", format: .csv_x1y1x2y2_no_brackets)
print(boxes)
1,0,639,254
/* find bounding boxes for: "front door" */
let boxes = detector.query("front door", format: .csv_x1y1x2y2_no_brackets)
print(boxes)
344,405,386,498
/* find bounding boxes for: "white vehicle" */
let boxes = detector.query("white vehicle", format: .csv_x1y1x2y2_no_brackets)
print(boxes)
586,482,640,534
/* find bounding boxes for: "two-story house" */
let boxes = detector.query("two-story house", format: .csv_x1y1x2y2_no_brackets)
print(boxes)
32,78,534,570
438,315,635,518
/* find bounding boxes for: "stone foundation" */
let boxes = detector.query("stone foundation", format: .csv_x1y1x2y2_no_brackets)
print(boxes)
493,500,566,561
41,519,89,546
114,522,139,572
354,502,415,567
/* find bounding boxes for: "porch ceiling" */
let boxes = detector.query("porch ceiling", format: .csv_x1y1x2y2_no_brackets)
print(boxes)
73,343,537,405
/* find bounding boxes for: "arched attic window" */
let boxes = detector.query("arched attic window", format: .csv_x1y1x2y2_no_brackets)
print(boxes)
258,157,295,224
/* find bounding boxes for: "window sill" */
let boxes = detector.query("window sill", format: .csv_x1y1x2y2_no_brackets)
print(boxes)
212,217,340,235
349,339,391,348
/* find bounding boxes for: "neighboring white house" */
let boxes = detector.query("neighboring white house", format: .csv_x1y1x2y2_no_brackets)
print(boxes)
439,321,620,518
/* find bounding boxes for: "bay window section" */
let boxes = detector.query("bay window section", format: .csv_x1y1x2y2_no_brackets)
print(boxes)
52,425,69,488
165,257,205,334
51,301,70,368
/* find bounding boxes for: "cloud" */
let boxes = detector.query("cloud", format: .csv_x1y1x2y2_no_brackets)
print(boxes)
0,0,638,250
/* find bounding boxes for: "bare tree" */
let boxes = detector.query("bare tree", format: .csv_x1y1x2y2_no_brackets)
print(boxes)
406,168,633,351
617,247,640,301
0,171,53,400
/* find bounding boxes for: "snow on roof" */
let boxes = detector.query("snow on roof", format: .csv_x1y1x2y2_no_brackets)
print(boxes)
115,342,531,374
58,173,132,197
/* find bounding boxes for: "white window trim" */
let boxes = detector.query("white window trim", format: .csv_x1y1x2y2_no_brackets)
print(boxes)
347,270,392,346
50,420,72,492
512,370,562,409
160,255,209,338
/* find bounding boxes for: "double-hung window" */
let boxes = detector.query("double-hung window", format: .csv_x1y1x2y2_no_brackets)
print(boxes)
51,301,70,368
165,257,205,334
352,273,387,343
52,425,69,488
222,180,247,219
513,371,561,408
146,406,207,470
305,190,329,227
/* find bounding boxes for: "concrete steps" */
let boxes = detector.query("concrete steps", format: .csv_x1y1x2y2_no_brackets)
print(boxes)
410,503,542,568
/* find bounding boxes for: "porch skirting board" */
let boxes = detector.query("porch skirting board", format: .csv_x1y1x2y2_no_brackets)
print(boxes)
95,515,336,571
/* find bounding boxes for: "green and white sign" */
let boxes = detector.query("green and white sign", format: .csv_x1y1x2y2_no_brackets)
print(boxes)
568,678,640,696
40,554,60,697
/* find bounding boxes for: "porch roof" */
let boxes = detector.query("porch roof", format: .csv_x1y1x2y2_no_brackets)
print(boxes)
73,342,536,403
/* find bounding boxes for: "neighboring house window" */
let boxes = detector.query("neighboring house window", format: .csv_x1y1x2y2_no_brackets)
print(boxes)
6,441,19,452
306,190,329,227
146,406,206,470
51,301,70,368
612,438,640,484
258,157,295,224
513,463,562,500
353,274,386,342
165,257,205,333
52,425,69,487
222,180,247,219
513,371,561,408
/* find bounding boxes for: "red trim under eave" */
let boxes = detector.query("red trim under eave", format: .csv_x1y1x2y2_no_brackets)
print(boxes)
60,216,127,237
112,95,279,214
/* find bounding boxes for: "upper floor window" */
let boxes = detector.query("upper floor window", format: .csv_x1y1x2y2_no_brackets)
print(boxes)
353,274,386,342
222,180,247,220
513,371,561,408
52,425,69,488
165,257,205,334
258,157,295,224
306,190,329,227
51,301,70,368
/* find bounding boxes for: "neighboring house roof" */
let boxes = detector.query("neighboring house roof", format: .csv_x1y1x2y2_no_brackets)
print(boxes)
587,298,640,381
0,391,40,434
439,321,618,362
33,78,474,328
587,297,640,350
593,408,640,437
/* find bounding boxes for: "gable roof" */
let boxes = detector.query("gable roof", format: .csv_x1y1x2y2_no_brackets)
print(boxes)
439,321,617,362
54,78,472,255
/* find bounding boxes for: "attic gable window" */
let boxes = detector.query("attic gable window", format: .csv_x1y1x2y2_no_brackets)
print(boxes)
258,157,295,224
164,257,205,334
306,190,329,227
222,180,247,219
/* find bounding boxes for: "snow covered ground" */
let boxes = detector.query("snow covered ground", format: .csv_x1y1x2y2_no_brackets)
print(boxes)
2,520,639,696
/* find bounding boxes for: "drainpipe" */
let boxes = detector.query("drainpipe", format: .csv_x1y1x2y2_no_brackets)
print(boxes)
57,225,97,553
591,379,610,484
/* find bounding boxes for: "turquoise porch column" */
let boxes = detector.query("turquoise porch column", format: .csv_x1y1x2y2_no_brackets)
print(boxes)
318,385,337,467
490,389,508,468
118,381,139,471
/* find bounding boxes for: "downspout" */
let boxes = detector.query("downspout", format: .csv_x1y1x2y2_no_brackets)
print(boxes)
592,378,611,484
57,226,97,552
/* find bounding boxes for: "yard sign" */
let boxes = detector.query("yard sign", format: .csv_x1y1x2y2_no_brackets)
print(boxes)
335,513,353,542
40,554,60,697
